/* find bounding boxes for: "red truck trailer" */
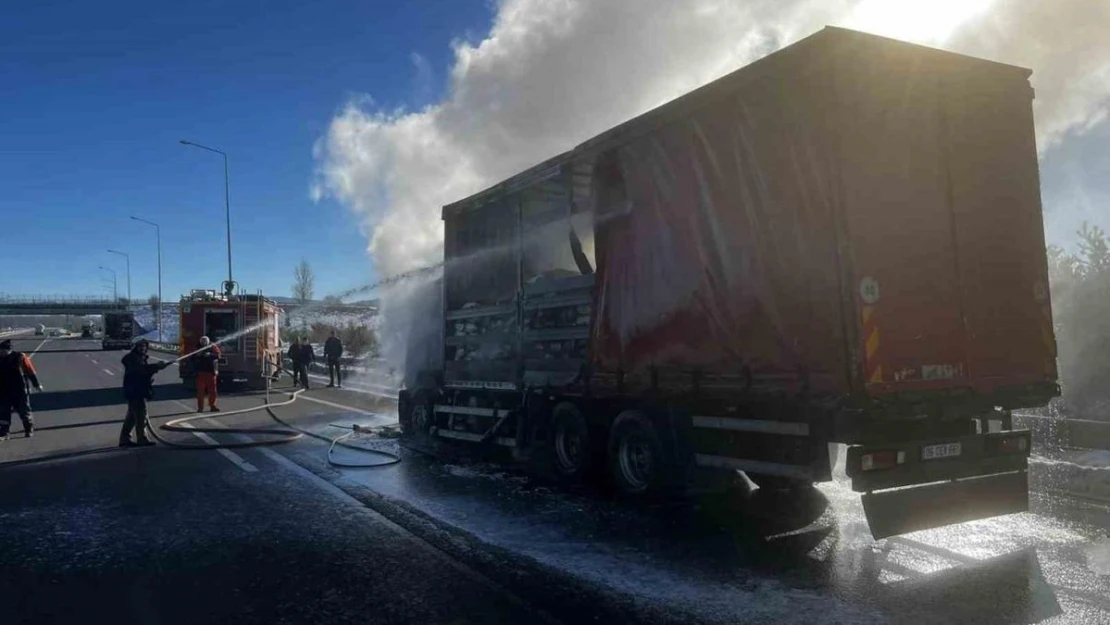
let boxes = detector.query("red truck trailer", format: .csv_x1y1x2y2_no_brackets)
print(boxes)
398,27,1058,538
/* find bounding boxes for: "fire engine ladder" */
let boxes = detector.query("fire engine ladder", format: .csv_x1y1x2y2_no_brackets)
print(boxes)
241,289,263,362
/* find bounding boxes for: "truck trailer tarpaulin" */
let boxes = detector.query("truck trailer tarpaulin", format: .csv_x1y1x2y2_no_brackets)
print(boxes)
402,27,1058,539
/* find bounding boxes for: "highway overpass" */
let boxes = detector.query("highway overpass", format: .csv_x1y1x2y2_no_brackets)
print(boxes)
0,297,130,316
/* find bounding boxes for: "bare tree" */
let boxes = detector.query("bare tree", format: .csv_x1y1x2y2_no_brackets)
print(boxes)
292,259,315,305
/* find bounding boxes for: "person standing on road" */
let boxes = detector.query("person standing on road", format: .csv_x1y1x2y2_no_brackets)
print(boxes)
287,337,301,386
119,339,169,447
190,336,221,413
324,330,343,388
0,339,43,441
294,336,314,390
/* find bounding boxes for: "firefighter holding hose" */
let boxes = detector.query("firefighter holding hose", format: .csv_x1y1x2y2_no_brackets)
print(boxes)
191,336,221,413
119,339,169,447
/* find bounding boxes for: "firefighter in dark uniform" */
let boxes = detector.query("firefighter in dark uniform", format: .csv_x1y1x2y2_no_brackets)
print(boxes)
287,337,301,386
0,339,43,440
324,330,343,388
119,339,169,447
295,336,314,390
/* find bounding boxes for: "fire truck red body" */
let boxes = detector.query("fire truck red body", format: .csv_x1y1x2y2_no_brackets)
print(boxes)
177,288,282,390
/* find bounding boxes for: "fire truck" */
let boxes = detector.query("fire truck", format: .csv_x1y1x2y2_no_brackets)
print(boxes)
177,286,282,391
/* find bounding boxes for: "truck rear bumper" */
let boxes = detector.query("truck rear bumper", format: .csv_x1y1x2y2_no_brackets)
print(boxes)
846,429,1031,538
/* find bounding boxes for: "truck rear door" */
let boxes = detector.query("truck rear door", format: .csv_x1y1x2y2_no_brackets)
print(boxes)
840,57,970,394
840,53,1054,399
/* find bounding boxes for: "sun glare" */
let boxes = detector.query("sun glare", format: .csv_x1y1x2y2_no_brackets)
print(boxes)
844,0,995,44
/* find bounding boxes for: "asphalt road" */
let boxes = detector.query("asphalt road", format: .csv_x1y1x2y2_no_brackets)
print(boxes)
0,336,550,625
3,334,1110,624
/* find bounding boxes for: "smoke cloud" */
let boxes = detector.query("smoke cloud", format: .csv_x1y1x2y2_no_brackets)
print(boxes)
314,0,1109,276
311,0,1110,376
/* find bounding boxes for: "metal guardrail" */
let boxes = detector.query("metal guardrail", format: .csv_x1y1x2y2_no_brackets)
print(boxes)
1016,413,1110,452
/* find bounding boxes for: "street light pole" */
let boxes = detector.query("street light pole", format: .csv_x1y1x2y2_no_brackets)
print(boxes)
180,140,233,293
99,266,117,301
107,249,131,306
131,216,162,341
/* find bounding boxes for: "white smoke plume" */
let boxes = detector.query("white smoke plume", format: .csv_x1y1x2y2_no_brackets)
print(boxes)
311,0,1110,376
314,0,1109,276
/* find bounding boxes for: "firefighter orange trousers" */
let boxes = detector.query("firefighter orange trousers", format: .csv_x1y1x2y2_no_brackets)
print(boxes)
196,372,218,410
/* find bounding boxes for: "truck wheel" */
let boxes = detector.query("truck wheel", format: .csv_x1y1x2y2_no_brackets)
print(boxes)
608,411,664,496
549,402,593,481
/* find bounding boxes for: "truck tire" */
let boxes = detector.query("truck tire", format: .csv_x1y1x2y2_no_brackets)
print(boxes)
548,402,594,482
608,410,665,496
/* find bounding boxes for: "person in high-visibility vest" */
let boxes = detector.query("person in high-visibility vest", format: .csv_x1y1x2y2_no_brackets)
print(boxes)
190,336,221,413
0,339,43,440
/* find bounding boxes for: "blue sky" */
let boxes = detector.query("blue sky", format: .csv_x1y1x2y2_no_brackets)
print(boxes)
4,0,1108,304
0,0,489,301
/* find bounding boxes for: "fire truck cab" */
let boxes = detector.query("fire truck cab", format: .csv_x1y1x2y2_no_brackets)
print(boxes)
178,287,281,391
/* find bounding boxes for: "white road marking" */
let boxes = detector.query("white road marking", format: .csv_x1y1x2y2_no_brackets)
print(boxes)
91,359,99,364
304,372,397,399
169,399,258,473
179,423,259,473
102,368,115,376
29,339,50,357
296,393,384,417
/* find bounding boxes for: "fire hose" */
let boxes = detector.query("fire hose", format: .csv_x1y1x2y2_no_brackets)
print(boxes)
151,357,401,467
0,356,401,469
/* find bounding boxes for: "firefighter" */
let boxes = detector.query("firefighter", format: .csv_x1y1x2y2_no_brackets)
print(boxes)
191,336,221,412
294,336,314,390
119,339,169,447
287,337,301,386
0,339,43,441
324,329,343,388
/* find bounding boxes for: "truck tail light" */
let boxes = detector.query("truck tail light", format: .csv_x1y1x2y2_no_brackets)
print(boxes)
997,435,1028,454
861,450,905,471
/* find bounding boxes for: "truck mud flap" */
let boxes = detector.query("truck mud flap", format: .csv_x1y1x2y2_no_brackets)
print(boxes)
847,429,1031,538
863,471,1028,539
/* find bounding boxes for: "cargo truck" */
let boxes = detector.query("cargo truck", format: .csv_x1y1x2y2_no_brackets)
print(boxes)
398,27,1058,538
102,311,135,350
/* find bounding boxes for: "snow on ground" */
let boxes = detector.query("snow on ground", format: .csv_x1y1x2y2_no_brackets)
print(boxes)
285,306,380,330
125,303,379,345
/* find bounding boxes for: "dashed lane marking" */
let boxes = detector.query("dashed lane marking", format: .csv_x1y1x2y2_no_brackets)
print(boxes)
102,368,114,376
169,399,258,473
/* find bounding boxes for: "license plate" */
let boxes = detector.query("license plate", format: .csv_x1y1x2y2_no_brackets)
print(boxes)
921,442,962,460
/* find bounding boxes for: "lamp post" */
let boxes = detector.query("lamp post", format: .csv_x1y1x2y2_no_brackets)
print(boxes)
99,266,117,301
107,250,131,306
180,140,233,292
131,216,162,341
